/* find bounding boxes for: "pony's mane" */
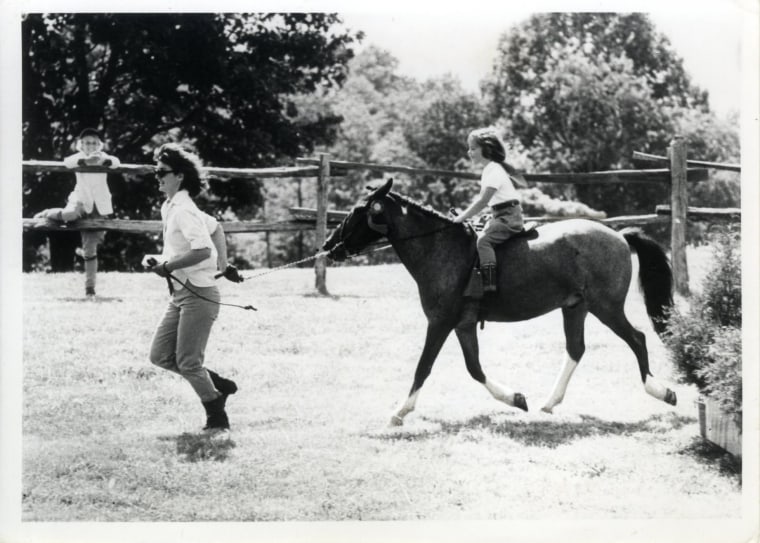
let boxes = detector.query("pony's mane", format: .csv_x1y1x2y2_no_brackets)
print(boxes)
389,191,458,225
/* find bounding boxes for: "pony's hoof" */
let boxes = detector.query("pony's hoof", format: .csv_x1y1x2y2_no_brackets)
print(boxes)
540,405,553,414
389,415,404,427
665,389,677,406
513,393,528,412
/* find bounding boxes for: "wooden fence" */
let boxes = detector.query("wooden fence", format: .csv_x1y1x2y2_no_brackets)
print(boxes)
23,137,739,295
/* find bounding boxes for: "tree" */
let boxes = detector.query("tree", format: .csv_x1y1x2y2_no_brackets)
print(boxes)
481,13,725,216
22,13,361,270
483,13,708,127
291,46,426,209
401,76,488,209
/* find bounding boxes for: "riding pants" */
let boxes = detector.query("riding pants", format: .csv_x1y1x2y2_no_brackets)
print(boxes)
149,283,221,402
477,204,524,266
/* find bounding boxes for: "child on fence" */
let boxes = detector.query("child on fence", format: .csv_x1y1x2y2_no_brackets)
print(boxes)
34,128,121,297
452,128,527,293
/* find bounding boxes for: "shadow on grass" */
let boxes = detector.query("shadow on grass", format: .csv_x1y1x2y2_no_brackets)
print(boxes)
58,296,123,303
301,292,396,300
677,437,742,483
159,432,236,462
372,412,695,449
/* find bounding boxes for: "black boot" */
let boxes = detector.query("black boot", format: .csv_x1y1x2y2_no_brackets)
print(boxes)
207,369,238,397
481,264,498,293
202,394,230,431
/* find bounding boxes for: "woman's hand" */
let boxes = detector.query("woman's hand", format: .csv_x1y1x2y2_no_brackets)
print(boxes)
217,264,244,283
150,261,172,278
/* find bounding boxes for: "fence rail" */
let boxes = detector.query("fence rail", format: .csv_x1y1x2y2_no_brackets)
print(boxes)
290,207,738,227
296,158,709,184
22,160,320,179
22,217,339,234
632,151,741,172
655,205,741,219
24,205,736,235
23,137,737,295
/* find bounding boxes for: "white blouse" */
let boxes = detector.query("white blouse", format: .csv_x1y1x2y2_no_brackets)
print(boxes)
160,190,218,289
63,151,121,215
481,161,521,207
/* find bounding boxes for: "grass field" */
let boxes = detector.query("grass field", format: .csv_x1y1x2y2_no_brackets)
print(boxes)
20,248,743,524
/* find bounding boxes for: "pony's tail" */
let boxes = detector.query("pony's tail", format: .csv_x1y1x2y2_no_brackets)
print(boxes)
621,228,674,336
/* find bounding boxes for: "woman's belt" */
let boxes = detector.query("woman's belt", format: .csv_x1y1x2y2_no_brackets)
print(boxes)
491,200,520,211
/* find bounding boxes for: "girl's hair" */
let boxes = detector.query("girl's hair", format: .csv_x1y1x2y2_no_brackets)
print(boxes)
75,127,104,153
77,127,102,140
153,143,207,197
468,128,519,177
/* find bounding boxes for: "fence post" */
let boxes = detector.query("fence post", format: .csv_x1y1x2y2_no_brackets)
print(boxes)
669,136,690,296
314,153,330,295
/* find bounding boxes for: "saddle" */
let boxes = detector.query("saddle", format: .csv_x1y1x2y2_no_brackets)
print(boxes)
463,222,539,300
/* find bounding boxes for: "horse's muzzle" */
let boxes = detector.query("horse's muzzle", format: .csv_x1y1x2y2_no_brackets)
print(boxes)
325,243,348,262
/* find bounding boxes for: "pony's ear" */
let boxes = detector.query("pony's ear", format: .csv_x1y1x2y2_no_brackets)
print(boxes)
367,178,393,198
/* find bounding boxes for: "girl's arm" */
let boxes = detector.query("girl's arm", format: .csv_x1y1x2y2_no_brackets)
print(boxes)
101,153,121,168
63,153,85,168
453,187,497,223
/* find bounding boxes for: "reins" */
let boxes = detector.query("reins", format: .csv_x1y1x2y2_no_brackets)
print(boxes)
339,220,470,259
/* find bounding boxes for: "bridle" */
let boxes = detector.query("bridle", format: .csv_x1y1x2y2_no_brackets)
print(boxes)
329,196,467,259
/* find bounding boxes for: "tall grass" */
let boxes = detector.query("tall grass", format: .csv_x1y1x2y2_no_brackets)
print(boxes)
20,251,740,522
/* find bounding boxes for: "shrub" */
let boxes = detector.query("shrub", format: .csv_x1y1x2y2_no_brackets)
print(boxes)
663,306,716,389
662,227,742,422
699,227,741,327
699,327,742,420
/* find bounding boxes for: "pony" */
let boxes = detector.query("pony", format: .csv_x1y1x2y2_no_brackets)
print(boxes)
323,179,677,426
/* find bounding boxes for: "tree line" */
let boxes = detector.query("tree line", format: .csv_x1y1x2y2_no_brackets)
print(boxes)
22,12,740,271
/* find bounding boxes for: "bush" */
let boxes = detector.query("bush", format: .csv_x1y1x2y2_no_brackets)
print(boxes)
699,327,742,419
662,227,741,422
699,227,741,327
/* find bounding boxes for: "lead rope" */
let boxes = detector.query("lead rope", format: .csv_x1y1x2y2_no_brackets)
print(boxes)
238,242,394,281
166,271,258,311
189,223,444,309
239,251,330,281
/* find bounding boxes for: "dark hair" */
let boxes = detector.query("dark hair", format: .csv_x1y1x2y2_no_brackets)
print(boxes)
468,128,519,177
153,143,207,197
78,127,102,140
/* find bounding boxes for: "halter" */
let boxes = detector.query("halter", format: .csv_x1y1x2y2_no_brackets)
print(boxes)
331,196,467,259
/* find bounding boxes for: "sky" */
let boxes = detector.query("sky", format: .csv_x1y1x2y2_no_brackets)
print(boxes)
340,6,747,117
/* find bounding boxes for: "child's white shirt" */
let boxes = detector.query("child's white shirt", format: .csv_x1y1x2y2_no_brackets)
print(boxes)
63,151,121,215
481,161,520,206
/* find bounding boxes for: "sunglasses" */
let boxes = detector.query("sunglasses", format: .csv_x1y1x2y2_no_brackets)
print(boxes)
154,168,175,179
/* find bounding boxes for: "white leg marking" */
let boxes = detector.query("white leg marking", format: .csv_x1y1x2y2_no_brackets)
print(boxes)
644,375,669,401
541,356,579,413
484,378,517,406
390,389,420,426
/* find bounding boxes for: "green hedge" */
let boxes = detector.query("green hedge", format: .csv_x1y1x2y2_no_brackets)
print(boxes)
662,227,741,423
